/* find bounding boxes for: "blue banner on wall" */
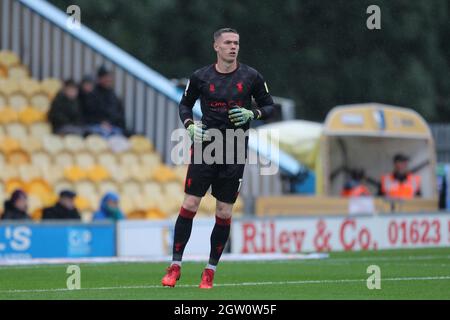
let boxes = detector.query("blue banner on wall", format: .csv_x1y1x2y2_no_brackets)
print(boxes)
0,222,116,259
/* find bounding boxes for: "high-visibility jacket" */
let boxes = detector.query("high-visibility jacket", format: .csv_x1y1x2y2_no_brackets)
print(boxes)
341,185,371,197
381,173,421,199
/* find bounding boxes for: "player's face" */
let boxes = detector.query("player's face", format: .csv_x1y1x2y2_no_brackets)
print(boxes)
214,32,239,63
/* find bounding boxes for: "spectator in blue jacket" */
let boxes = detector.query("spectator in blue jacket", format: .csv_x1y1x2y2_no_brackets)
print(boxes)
93,192,125,221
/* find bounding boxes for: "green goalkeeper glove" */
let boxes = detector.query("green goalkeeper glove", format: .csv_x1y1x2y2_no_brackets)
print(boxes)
228,108,255,127
187,123,211,142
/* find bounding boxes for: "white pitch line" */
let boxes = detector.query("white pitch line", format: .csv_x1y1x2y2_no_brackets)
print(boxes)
2,275,450,294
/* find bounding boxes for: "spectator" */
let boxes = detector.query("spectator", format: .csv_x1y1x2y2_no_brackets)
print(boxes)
341,169,371,197
42,190,81,220
78,75,95,120
84,66,127,138
93,192,125,221
1,189,30,220
47,79,85,135
379,153,421,199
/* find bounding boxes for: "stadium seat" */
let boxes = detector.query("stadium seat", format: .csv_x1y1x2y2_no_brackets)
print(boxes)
0,136,21,153
74,180,97,197
29,122,51,138
30,92,51,113
41,165,64,183
0,152,5,167
20,135,43,153
53,180,74,195
140,152,161,168
0,165,19,182
109,164,130,183
0,78,19,95
28,194,43,220
0,65,7,78
64,165,87,182
0,51,20,68
18,78,41,97
40,78,62,99
19,165,42,182
18,107,45,125
162,181,184,198
42,135,64,155
25,178,53,200
74,152,95,169
97,181,119,195
97,152,118,168
8,91,29,111
152,164,177,183
5,122,28,139
0,92,7,107
119,152,139,167
53,151,74,167
7,65,29,80
0,107,19,124
74,195,92,211
119,194,136,215
121,180,141,196
5,178,25,193
86,164,110,182
128,164,153,182
85,134,109,154
7,149,30,165
31,151,52,169
129,135,154,153
173,165,188,183
63,134,86,153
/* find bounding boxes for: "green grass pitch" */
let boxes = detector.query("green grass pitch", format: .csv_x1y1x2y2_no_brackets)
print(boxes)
0,247,449,300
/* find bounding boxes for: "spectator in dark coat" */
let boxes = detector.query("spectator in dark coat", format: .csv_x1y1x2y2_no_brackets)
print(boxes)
42,190,81,220
78,75,95,118
84,66,127,138
1,189,30,220
47,79,85,135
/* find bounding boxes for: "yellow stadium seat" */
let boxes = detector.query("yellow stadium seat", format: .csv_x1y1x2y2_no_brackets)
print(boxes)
28,195,43,220
42,135,64,155
40,78,62,99
29,122,51,138
128,165,153,182
19,78,41,97
146,207,168,220
152,164,177,183
0,136,21,153
8,91,28,111
85,135,109,154
74,195,91,211
0,65,7,78
64,165,87,182
7,150,30,166
87,164,110,182
0,50,20,68
119,152,139,167
20,135,42,154
5,178,25,193
163,181,184,197
7,65,29,80
0,78,19,95
30,92,51,112
0,107,19,124
199,193,216,213
142,181,164,201
118,194,135,214
129,135,154,153
0,152,5,167
74,152,95,169
173,165,188,183
18,107,45,125
25,178,52,196
53,151,74,168
5,122,27,139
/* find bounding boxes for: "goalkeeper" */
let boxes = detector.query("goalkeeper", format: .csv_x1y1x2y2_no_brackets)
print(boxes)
162,28,275,289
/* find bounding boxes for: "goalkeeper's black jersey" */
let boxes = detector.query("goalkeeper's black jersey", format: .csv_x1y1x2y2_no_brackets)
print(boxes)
179,63,275,130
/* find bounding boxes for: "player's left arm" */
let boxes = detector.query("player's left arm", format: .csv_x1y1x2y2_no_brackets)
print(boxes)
228,72,275,126
250,72,275,120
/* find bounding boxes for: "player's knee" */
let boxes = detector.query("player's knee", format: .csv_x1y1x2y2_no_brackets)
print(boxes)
182,195,201,212
216,202,232,219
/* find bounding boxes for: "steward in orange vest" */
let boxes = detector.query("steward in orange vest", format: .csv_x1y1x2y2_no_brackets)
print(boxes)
379,153,421,199
341,169,372,197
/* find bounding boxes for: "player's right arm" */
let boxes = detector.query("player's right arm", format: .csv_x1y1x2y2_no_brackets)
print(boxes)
179,73,210,142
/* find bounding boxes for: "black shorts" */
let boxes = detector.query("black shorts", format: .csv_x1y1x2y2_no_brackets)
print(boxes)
184,162,244,204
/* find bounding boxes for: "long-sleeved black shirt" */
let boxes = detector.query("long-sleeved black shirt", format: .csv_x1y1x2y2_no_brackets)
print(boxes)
179,63,275,130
